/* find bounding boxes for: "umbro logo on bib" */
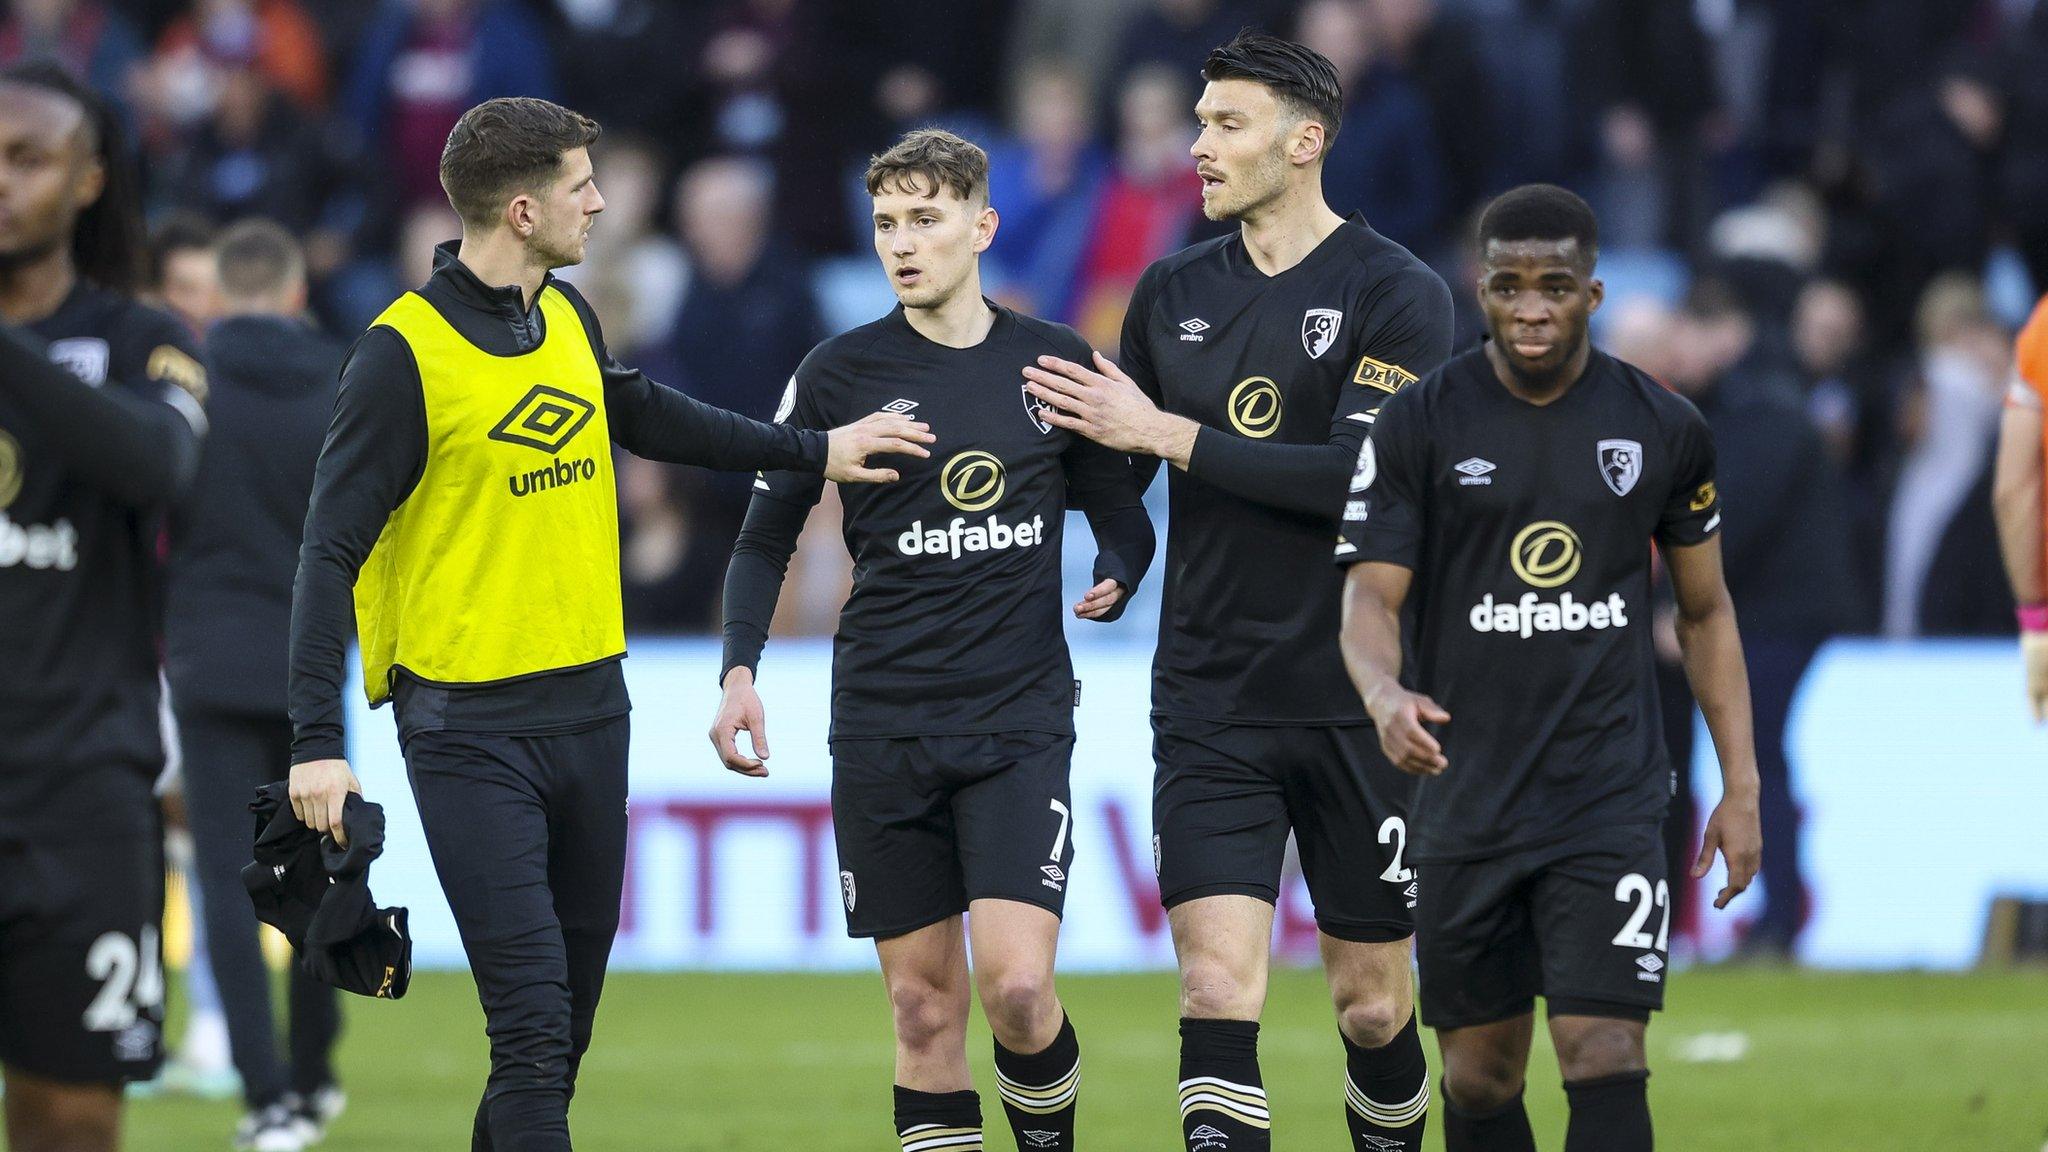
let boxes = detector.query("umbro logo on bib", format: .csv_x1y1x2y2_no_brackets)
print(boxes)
489,385,596,455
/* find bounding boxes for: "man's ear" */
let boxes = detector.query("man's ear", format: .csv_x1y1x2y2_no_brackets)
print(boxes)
505,192,537,239
1587,277,1605,315
1292,120,1328,168
974,204,999,254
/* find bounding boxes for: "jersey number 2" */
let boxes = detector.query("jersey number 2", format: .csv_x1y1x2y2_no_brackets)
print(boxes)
84,927,164,1031
1611,874,1670,951
1377,817,1414,883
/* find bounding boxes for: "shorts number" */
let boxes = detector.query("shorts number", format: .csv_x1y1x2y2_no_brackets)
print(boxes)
1611,874,1670,951
83,927,163,1032
1047,798,1071,862
1377,816,1414,883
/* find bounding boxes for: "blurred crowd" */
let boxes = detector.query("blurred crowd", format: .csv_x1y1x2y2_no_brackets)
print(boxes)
12,0,2046,640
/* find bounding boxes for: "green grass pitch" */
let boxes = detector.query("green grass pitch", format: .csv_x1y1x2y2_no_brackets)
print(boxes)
129,967,2048,1150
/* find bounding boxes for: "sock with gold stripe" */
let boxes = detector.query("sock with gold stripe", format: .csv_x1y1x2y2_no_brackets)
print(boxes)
993,1014,1080,1150
1343,1013,1429,1150
1178,1018,1270,1151
894,1085,983,1152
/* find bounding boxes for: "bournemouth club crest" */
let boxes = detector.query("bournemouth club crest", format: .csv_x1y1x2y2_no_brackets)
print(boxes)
1024,384,1054,434
1597,439,1642,496
1302,308,1343,359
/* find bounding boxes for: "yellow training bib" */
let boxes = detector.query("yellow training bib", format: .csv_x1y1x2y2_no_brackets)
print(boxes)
353,286,623,704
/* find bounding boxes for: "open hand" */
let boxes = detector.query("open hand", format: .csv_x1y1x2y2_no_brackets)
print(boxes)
1694,792,1761,909
1023,352,1187,459
824,412,934,483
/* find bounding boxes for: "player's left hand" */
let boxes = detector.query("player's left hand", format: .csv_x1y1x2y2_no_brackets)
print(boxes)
1024,352,1185,458
1694,792,1762,909
1073,578,1125,620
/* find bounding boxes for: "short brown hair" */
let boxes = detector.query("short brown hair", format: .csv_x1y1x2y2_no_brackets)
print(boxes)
864,128,988,204
439,97,602,227
215,218,304,299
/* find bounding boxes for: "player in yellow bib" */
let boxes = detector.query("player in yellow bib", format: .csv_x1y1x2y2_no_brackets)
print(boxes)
284,98,932,1151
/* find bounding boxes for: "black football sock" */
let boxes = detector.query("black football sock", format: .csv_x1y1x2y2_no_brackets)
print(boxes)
992,1014,1080,1150
1564,1070,1652,1152
895,1085,984,1152
1441,1081,1536,1152
1178,1018,1270,1151
1342,1013,1429,1150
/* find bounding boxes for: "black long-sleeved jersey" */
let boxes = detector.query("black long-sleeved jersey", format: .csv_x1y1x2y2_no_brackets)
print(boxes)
288,243,828,763
0,281,207,840
722,304,1155,739
1118,215,1454,725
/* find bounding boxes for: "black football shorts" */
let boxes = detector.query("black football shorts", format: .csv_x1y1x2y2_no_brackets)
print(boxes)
1415,821,1671,1030
830,731,1075,940
0,828,167,1083
1152,717,1417,943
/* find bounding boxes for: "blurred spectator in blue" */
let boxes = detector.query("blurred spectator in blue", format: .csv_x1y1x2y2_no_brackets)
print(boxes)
1571,0,1720,250
1295,0,1444,250
1113,0,1258,80
343,0,557,210
1661,276,1859,959
555,133,686,354
1066,64,1199,347
634,156,820,545
1365,0,1490,233
983,59,1108,319
146,0,328,115
1884,274,2012,637
549,0,700,136
0,0,144,119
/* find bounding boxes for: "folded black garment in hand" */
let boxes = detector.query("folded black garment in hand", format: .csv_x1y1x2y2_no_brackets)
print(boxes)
242,782,412,999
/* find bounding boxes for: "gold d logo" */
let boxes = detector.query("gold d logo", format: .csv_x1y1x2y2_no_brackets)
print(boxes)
1227,377,1282,438
1511,521,1581,588
941,450,1005,512
0,429,21,510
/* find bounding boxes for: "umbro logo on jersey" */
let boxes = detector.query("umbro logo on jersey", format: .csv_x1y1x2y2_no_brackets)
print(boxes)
1636,953,1665,982
1303,308,1343,358
1189,1125,1230,1150
1041,863,1066,891
881,397,920,415
1455,457,1496,485
1022,1131,1061,1148
1179,317,1210,342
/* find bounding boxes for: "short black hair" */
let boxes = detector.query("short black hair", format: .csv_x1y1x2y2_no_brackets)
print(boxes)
1476,184,1599,268
0,60,146,292
1202,31,1344,146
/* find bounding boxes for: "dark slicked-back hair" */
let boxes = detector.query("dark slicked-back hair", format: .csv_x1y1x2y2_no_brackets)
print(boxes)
439,97,602,227
1477,184,1600,268
864,128,989,204
0,60,146,292
1202,31,1344,146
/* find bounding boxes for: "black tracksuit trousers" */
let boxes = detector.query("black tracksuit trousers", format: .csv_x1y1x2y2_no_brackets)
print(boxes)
402,716,630,1152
